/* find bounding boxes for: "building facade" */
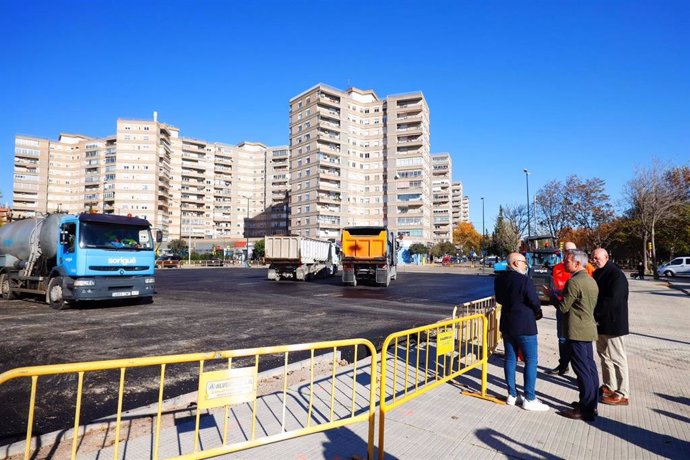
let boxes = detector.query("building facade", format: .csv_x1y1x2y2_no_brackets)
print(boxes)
288,84,436,245
13,87,466,249
431,153,453,243
12,116,289,245
451,181,470,226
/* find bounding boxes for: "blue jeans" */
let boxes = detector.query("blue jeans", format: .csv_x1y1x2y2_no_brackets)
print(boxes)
503,334,539,401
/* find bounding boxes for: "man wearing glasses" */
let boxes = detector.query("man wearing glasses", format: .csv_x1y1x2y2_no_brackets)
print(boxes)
494,253,549,411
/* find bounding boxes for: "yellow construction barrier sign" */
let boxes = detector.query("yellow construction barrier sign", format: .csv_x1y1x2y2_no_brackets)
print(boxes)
436,328,454,356
198,367,257,409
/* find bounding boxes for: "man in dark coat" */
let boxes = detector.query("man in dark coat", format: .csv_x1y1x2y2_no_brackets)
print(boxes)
494,253,549,411
591,248,630,406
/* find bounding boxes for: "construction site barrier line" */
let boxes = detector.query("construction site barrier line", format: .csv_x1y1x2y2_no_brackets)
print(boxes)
0,338,378,460
1,297,500,460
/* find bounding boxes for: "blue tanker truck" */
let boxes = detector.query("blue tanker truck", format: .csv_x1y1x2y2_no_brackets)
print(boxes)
0,212,158,309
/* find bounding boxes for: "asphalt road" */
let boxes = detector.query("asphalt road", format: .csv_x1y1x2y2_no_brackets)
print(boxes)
0,267,493,440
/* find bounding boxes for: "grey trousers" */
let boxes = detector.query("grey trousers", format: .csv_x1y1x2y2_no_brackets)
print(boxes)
596,334,630,397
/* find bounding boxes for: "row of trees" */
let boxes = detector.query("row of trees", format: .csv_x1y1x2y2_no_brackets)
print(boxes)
453,161,689,274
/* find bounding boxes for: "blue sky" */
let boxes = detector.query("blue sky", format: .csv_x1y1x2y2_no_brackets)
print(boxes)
1,0,688,231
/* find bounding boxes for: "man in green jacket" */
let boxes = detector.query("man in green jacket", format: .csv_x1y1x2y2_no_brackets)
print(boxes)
554,249,600,421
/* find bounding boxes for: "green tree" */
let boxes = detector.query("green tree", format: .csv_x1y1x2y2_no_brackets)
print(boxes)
408,243,428,256
430,241,456,258
494,205,522,255
168,239,188,255
253,239,265,260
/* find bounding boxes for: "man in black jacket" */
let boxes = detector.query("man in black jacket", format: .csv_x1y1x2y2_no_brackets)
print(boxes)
494,253,549,411
591,248,630,406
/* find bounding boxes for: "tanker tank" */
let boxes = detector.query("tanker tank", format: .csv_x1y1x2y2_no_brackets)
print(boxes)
0,214,63,262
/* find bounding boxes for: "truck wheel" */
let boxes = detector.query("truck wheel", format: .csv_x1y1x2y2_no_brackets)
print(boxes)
0,274,15,300
47,277,70,310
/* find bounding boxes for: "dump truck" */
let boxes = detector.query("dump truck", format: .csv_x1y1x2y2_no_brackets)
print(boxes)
265,236,340,281
341,226,397,287
0,212,157,309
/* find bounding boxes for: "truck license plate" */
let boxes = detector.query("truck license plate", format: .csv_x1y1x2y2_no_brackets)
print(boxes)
112,291,132,297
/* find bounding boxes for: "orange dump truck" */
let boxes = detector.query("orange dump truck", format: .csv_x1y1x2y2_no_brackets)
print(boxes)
341,226,397,287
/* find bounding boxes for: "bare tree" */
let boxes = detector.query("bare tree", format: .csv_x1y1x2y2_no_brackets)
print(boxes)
624,160,684,277
501,204,529,242
565,176,615,248
535,180,568,238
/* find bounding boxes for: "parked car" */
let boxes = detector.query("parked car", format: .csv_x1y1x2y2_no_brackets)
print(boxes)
481,255,500,267
657,256,690,277
156,255,182,269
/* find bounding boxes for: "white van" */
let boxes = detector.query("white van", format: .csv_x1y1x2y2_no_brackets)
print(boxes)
657,257,690,277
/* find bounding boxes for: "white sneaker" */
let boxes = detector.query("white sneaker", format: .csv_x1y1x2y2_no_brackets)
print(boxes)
522,398,550,411
506,394,523,406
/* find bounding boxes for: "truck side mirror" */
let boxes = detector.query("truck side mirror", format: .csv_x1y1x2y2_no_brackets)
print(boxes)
156,230,163,243
59,230,69,245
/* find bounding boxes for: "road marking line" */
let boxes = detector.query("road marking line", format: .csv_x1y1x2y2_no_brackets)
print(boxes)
313,294,331,297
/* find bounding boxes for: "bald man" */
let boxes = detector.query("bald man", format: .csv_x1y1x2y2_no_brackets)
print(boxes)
494,252,549,411
591,248,630,406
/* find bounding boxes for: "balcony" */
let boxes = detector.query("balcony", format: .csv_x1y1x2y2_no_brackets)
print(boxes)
319,167,340,178
317,105,340,118
317,141,341,154
317,192,341,203
397,135,423,145
318,179,341,190
318,205,341,214
319,92,341,106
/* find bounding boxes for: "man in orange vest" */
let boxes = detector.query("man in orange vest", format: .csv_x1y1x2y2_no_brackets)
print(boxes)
546,242,577,376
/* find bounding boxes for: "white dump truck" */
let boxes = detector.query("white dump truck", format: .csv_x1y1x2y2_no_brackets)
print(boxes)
265,236,340,281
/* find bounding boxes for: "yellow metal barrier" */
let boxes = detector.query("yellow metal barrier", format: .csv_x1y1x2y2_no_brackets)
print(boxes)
378,307,501,459
0,339,377,460
454,296,500,355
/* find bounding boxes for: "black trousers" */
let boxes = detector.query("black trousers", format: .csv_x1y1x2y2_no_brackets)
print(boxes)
567,340,599,416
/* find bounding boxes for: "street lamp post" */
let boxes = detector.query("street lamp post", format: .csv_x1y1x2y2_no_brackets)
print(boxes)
244,196,250,266
187,221,192,265
481,197,485,269
523,169,531,240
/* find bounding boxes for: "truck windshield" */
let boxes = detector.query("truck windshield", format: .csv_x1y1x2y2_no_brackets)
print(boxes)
79,222,154,250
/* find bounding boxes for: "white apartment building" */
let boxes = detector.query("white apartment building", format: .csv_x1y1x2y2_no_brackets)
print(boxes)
288,84,435,245
432,153,453,243
12,116,289,244
451,182,470,227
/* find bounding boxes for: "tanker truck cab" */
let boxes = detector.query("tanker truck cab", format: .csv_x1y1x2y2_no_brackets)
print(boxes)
50,213,156,307
0,212,156,310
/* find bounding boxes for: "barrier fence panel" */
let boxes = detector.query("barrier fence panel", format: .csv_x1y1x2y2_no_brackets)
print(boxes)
0,339,377,460
454,296,500,355
378,309,501,460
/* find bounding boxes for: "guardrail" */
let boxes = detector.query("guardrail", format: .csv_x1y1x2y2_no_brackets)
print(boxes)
378,298,501,459
0,339,377,460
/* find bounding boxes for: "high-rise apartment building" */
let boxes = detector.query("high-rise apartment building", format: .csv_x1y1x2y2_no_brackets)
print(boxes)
432,153,453,243
288,84,434,245
12,117,289,244
451,181,470,227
